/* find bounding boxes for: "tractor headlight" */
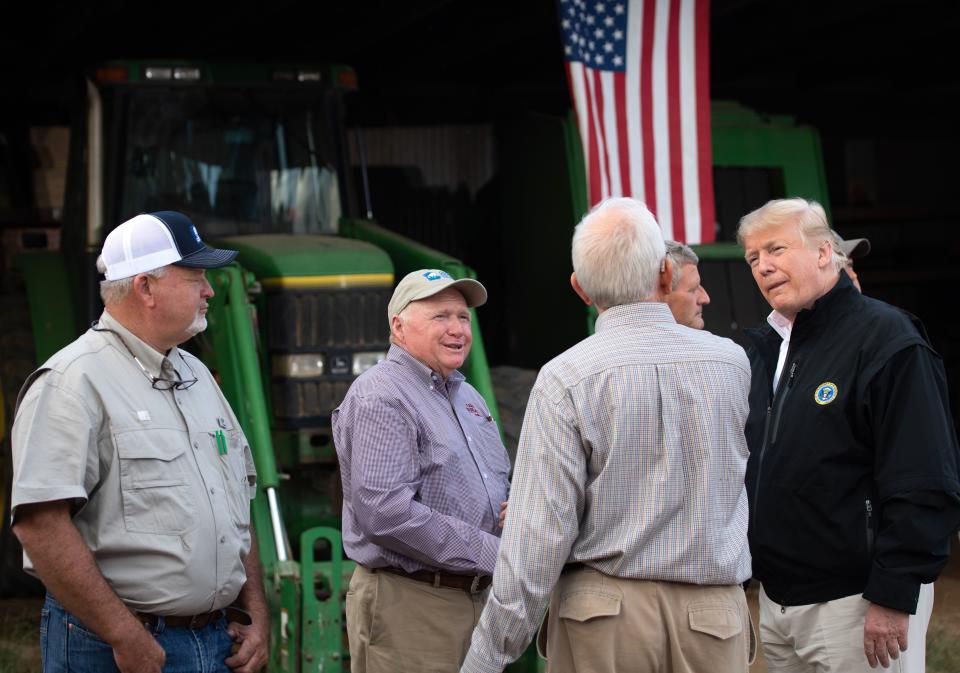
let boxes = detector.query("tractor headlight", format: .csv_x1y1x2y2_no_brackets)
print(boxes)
352,351,386,376
273,354,325,378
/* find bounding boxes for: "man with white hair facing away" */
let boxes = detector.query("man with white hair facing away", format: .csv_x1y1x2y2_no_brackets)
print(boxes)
739,197,960,672
663,240,711,329
11,211,268,673
460,197,754,673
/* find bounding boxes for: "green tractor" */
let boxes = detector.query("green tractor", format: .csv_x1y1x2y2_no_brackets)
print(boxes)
0,56,833,673
0,60,502,672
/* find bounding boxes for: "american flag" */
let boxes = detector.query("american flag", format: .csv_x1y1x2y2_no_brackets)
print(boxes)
559,0,715,243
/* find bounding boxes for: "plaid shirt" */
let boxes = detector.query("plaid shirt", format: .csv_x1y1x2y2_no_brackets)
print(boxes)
461,302,752,673
333,345,510,575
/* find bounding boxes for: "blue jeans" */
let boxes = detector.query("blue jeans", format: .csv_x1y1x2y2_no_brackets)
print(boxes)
40,593,235,673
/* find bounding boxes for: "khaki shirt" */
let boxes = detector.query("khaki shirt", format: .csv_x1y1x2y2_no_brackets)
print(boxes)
11,311,257,615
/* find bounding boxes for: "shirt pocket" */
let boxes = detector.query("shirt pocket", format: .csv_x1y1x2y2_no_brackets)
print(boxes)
114,429,196,535
209,427,253,529
470,416,511,477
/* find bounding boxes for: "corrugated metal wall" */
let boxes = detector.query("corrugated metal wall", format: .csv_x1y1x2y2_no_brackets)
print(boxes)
348,125,495,197
346,125,497,259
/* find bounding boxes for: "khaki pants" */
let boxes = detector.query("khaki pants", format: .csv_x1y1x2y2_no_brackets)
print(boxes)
758,583,934,672
540,567,755,673
345,565,487,673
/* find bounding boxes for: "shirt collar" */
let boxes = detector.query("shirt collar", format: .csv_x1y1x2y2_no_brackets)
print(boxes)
594,301,675,332
386,344,465,392
98,310,183,378
766,310,793,342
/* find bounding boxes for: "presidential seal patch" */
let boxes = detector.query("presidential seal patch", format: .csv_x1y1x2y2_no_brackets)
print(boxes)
814,382,838,405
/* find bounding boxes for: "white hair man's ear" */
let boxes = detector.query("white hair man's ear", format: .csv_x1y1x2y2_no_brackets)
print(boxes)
570,272,593,307
656,257,674,299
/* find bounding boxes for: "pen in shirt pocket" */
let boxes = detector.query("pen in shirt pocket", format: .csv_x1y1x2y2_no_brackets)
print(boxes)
215,429,228,455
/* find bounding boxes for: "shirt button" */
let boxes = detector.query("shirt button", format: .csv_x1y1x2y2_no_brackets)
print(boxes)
210,488,216,494
468,436,472,442
193,441,199,450
219,536,226,544
483,473,488,479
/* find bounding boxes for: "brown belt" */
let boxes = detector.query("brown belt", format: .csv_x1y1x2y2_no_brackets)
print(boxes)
135,606,252,630
373,566,492,593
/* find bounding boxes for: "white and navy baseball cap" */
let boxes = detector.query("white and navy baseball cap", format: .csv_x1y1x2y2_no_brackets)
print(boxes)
100,211,239,280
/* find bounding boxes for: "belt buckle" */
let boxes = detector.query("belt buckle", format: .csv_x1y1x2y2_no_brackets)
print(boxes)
470,575,481,593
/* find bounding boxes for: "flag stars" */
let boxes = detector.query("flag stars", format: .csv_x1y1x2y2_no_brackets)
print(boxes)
604,42,614,52
562,18,571,29
613,29,624,40
614,3,625,14
613,55,623,66
595,54,605,65
605,16,615,27
595,2,605,12
594,27,605,38
585,14,595,25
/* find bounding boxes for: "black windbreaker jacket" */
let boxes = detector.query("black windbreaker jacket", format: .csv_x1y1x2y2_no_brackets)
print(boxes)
744,272,960,613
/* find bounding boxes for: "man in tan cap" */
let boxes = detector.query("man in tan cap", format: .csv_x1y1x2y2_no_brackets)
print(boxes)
332,269,511,673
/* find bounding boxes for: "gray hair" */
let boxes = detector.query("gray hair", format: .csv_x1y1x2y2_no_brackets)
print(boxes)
96,255,167,305
664,240,699,291
737,198,845,273
571,197,665,308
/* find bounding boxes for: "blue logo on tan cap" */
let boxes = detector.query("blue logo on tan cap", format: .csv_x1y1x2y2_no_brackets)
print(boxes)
422,270,452,281
814,382,838,405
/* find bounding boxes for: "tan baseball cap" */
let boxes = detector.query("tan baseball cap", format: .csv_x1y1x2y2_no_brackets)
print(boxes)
387,269,487,321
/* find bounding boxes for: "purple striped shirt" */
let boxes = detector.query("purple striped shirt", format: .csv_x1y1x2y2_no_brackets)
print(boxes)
332,345,510,574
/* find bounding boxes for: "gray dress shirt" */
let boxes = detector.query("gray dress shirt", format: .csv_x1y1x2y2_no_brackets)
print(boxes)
11,311,256,615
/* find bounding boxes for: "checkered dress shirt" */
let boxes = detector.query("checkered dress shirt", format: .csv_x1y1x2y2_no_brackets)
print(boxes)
333,345,510,575
461,302,752,673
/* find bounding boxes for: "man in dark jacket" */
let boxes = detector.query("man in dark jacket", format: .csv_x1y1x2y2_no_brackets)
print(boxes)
738,197,960,672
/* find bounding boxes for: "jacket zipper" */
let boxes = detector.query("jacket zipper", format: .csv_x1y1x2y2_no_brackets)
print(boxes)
752,360,798,530
865,499,874,556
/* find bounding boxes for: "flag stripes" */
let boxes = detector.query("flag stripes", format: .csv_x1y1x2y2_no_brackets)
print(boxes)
559,0,715,244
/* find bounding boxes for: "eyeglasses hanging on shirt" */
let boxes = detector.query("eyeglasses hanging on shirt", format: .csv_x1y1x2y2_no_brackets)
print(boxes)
91,322,199,390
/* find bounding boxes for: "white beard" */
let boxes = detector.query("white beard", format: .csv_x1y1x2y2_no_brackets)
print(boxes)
185,313,208,337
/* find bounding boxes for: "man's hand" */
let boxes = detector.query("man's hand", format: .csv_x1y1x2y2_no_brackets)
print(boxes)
499,501,508,529
225,619,269,673
112,622,165,673
863,602,909,668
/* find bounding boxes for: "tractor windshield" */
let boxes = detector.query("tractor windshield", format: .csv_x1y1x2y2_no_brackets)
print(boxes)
116,87,344,237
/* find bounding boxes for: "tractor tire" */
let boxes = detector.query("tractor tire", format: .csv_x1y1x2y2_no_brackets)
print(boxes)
0,290,44,597
489,366,538,466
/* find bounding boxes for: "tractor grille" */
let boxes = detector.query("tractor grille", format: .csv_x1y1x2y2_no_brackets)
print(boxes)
266,287,390,350
267,286,391,426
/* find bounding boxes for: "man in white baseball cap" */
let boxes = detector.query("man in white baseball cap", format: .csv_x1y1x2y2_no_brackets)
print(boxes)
333,268,510,672
11,211,268,673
